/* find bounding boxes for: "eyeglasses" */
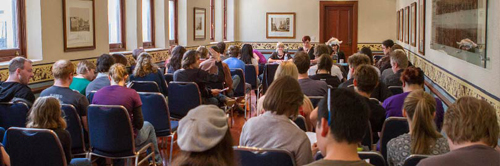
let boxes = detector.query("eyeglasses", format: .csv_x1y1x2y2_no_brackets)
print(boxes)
327,87,332,125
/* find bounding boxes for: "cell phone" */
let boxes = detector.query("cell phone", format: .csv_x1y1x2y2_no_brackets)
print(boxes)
220,87,229,92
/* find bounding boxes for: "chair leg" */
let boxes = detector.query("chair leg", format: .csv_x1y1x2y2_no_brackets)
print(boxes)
169,135,174,165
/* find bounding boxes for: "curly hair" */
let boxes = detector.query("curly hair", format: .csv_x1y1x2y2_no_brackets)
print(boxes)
27,96,67,129
168,46,187,71
133,52,158,77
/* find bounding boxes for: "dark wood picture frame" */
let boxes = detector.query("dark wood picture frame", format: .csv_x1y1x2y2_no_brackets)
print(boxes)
399,9,404,42
397,10,401,41
109,0,126,52
210,0,215,41
266,12,296,39
404,6,410,44
411,2,417,47
63,0,96,52
193,7,206,40
418,0,426,55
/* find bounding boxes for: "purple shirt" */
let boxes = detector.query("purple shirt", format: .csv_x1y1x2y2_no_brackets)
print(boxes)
383,91,444,130
253,50,267,64
92,85,142,119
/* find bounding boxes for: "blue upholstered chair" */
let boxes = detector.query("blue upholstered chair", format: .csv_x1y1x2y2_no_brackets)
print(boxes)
87,105,155,166
359,151,386,166
61,104,87,156
245,65,260,115
292,115,308,132
380,117,409,161
262,63,279,94
164,73,174,85
168,82,201,119
388,86,404,95
0,102,30,129
307,96,324,109
234,146,296,166
0,127,5,144
403,155,429,166
86,90,97,103
230,68,249,117
4,127,68,166
129,81,161,93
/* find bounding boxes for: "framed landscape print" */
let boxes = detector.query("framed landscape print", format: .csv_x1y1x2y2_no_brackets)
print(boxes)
404,6,409,44
63,0,96,52
194,8,206,40
266,12,296,39
418,0,426,55
411,3,417,47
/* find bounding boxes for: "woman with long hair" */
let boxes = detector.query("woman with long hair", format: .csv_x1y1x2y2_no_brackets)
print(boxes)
240,44,259,75
130,52,168,97
386,90,449,166
167,45,187,73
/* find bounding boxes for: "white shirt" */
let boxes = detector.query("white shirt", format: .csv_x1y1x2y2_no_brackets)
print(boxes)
308,65,344,81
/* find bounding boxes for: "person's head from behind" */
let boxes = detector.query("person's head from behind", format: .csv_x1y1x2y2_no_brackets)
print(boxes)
112,53,128,66
316,88,369,156
52,60,75,84
274,61,299,80
240,44,254,64
359,47,374,65
403,90,441,154
390,44,404,53
76,60,96,81
353,64,379,95
314,44,330,58
197,46,208,59
293,51,310,74
132,47,145,60
8,56,33,85
227,45,240,58
263,76,304,119
390,49,409,73
134,52,158,77
182,50,200,70
302,36,311,48
169,46,187,71
96,54,115,73
382,39,395,55
26,96,66,129
217,42,226,55
400,67,424,89
444,97,499,149
108,63,128,85
174,105,235,166
317,54,333,74
347,53,371,75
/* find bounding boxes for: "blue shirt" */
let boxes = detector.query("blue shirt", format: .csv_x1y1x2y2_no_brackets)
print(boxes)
223,57,246,72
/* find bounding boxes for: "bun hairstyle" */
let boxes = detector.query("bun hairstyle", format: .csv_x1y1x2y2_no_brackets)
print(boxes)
400,67,424,86
109,63,128,84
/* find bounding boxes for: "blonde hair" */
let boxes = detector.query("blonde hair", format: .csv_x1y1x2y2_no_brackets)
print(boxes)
133,52,158,77
263,76,304,118
274,61,298,80
275,42,285,52
444,96,499,147
109,63,128,84
26,96,67,129
76,60,96,75
403,90,441,154
52,60,75,79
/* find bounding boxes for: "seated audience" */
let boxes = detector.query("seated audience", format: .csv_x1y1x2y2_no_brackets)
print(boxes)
130,48,145,72
240,76,313,165
130,52,168,97
240,44,259,74
353,64,386,143
359,47,381,75
1,143,9,166
307,89,371,166
253,49,267,64
223,45,246,72
387,90,449,166
326,37,345,62
376,39,395,71
111,53,128,66
383,67,444,130
379,44,404,74
70,60,96,95
293,51,328,97
200,46,235,96
197,46,209,60
0,57,35,105
268,42,292,63
309,54,341,88
299,36,315,60
308,44,343,81
86,54,115,96
217,42,229,61
339,53,392,102
382,50,408,87
92,64,162,164
173,105,235,166
27,96,91,166
166,45,187,74
40,60,89,131
418,97,500,166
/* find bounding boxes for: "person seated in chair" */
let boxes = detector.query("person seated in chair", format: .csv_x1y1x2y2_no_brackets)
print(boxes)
0,57,35,105
166,46,187,74
308,44,343,82
200,46,235,97
268,42,292,63
92,64,162,165
130,52,168,97
309,54,341,88
86,54,115,96
381,50,408,87
70,60,96,95
293,51,328,97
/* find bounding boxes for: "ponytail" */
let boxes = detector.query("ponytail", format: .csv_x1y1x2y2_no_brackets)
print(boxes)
403,90,441,154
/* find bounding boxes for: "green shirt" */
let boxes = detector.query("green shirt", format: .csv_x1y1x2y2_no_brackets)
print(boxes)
70,77,91,95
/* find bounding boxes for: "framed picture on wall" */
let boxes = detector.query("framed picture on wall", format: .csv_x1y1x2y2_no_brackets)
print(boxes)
399,9,404,42
266,12,296,39
418,0,426,55
411,3,417,47
397,10,400,41
404,6,409,44
63,0,96,52
194,8,206,40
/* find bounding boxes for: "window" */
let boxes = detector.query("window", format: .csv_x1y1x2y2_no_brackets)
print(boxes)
0,0,26,61
210,0,214,41
168,0,177,45
108,0,126,51
142,0,154,48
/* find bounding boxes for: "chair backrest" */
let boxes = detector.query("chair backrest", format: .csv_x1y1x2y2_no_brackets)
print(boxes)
61,104,86,155
380,117,409,160
87,90,97,103
0,102,29,129
0,127,5,144
359,151,386,166
87,105,136,157
129,81,161,93
402,155,430,166
292,115,308,132
361,122,373,151
244,65,258,89
307,96,324,108
164,73,174,85
4,127,67,166
234,146,296,166
230,68,246,97
388,86,404,95
168,82,202,119
138,92,173,136
262,63,279,94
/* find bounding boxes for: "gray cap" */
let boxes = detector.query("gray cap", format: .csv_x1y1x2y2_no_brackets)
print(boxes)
177,105,228,152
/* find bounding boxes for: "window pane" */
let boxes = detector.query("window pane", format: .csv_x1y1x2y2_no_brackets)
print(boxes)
0,0,19,49
169,1,175,40
142,0,152,42
108,0,121,44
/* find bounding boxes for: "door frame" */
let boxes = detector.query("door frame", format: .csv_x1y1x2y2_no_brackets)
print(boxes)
319,1,358,56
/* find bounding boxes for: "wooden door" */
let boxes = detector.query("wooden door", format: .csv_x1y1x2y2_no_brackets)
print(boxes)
320,1,358,58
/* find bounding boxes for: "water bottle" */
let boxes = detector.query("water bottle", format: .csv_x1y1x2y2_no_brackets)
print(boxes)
332,54,338,63
284,54,289,61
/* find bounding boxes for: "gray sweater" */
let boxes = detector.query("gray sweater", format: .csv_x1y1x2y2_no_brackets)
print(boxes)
239,112,314,165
